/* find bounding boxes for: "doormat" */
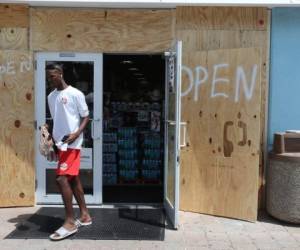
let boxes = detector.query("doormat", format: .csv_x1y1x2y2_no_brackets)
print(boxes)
6,207,165,240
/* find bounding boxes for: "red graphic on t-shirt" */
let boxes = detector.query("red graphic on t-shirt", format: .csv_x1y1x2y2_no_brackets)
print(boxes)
61,97,68,104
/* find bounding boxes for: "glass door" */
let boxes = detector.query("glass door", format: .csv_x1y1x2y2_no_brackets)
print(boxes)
164,41,182,229
35,52,102,204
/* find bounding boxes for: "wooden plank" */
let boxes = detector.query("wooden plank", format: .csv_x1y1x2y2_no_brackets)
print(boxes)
0,28,28,50
0,4,29,28
30,8,174,52
259,9,271,209
177,29,267,52
0,50,34,207
180,48,261,221
176,7,268,31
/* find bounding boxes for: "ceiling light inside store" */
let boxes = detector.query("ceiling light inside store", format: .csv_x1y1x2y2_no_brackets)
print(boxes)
128,67,138,71
134,73,143,76
121,60,133,64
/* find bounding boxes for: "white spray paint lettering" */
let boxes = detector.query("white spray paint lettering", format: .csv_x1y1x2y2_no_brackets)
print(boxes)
211,64,229,99
195,66,208,101
20,58,32,73
234,64,258,102
181,65,193,97
182,65,208,102
181,63,258,102
0,59,32,75
0,61,16,75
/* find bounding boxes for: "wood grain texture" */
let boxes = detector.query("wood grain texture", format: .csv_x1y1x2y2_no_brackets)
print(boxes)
180,48,261,221
177,30,267,53
0,50,34,207
0,4,29,28
176,7,267,31
259,10,271,209
30,8,174,52
177,7,269,219
0,28,28,50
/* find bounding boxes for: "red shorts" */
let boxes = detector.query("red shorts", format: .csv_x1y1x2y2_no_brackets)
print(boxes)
56,149,80,176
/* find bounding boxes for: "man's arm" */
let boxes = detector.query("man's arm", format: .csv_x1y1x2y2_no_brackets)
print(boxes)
64,116,90,144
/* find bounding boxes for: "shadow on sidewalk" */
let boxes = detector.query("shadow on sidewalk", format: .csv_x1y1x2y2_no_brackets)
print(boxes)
5,207,166,240
257,210,300,227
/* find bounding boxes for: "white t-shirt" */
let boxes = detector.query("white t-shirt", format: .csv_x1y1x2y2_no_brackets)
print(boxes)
47,86,89,149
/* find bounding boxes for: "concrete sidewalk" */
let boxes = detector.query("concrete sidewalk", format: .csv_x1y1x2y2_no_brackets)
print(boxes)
0,207,299,250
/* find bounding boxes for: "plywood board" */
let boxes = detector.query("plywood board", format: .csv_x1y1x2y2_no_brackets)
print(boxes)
180,48,261,221
0,28,28,50
0,50,34,207
177,30,267,52
0,4,29,28
176,7,267,31
30,8,174,52
258,10,271,209
176,7,269,215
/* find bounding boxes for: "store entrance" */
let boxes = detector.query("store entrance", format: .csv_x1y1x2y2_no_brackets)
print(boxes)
102,54,165,203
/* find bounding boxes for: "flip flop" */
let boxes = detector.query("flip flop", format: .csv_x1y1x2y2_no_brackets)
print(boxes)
75,219,92,227
49,226,78,241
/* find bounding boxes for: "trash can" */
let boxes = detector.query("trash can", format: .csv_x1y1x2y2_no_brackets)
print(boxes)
266,132,300,223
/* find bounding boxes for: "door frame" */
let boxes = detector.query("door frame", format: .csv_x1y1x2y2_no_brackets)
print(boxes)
34,50,182,225
163,41,182,229
34,52,103,204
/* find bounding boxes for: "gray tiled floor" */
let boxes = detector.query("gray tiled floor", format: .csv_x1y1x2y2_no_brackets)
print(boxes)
0,207,299,250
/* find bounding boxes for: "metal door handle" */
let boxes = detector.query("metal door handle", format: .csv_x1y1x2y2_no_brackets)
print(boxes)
91,120,101,140
180,122,187,148
166,120,176,125
91,120,95,139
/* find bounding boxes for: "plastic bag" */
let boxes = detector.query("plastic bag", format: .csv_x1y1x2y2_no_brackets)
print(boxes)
39,124,54,157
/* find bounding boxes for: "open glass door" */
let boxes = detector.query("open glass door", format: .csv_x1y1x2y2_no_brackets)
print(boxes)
35,52,102,204
164,41,182,229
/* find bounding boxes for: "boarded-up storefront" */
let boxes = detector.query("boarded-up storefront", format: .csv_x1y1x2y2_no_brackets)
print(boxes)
0,3,269,223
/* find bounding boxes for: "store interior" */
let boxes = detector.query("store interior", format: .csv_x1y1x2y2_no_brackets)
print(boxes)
102,54,166,203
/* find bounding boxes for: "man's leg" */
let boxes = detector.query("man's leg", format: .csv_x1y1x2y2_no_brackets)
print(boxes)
56,175,77,230
70,175,91,223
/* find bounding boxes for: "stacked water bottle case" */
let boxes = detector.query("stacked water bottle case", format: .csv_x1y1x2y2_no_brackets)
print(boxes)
102,100,164,185
118,127,139,182
141,132,162,183
102,132,118,185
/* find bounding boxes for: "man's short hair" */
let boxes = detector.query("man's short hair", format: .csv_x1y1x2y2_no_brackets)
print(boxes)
46,64,63,72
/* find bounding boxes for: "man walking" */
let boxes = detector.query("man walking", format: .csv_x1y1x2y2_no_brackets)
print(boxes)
46,64,92,240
